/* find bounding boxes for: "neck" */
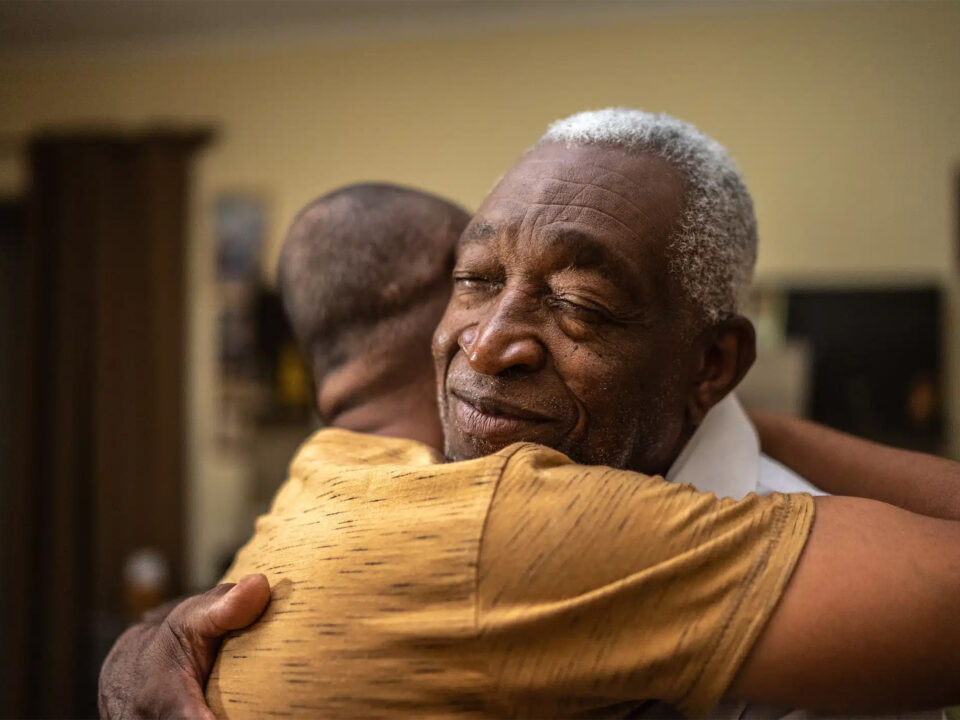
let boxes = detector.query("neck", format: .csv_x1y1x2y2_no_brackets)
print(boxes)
319,358,443,451
623,413,698,477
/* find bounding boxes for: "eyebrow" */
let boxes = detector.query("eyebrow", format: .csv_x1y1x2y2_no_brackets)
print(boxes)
541,227,637,289
460,221,498,246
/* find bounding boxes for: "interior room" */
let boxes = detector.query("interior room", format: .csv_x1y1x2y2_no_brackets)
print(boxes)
1,0,959,716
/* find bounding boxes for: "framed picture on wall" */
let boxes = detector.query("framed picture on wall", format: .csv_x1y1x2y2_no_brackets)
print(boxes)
214,193,268,448
216,194,265,282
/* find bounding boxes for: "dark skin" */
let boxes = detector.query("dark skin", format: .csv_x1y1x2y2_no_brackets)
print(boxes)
98,575,271,720
434,141,756,473
317,292,450,451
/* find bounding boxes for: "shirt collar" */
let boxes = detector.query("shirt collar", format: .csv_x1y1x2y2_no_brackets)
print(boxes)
665,393,760,500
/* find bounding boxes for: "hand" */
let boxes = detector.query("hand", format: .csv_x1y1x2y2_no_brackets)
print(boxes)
99,574,270,719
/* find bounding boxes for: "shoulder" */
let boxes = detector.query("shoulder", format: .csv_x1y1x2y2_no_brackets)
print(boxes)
291,427,444,476
475,447,815,715
495,441,674,508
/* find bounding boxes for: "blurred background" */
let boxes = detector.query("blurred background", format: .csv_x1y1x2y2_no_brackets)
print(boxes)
1,0,958,715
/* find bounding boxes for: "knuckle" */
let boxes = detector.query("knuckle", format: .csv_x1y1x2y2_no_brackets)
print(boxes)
130,668,196,720
99,624,159,719
166,585,233,636
165,619,201,672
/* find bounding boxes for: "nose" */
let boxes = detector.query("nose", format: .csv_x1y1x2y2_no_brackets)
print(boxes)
459,290,547,376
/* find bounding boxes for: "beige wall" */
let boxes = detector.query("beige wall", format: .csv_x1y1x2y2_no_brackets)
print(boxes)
3,1,959,585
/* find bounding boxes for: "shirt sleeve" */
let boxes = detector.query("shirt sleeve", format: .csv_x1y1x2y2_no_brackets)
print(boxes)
475,443,814,717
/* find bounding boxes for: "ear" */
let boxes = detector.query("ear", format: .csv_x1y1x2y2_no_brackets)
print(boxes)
687,315,756,426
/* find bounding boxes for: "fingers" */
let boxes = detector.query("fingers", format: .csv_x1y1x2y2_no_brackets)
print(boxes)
132,665,218,720
168,679,219,720
99,622,153,719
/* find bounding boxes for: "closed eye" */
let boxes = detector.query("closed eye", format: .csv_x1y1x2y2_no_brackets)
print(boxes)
453,272,502,294
547,295,614,323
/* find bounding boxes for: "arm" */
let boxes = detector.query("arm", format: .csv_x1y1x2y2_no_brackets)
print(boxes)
752,410,960,520
98,574,269,720
731,415,960,710
728,495,960,713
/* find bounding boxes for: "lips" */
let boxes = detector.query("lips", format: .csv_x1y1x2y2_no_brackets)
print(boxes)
449,389,553,443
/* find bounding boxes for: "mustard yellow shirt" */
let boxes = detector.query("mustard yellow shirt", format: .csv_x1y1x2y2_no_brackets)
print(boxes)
207,429,812,719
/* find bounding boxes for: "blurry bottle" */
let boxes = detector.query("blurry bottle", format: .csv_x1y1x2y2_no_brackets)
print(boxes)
278,342,310,409
123,547,169,619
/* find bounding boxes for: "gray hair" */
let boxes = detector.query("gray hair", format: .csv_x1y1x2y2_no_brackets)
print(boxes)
541,108,757,323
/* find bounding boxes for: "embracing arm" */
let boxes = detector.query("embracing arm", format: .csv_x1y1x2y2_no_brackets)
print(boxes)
98,574,270,719
728,494,960,713
731,413,960,711
752,410,960,521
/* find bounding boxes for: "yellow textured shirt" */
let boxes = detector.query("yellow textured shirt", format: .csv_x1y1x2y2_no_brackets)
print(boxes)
207,429,813,719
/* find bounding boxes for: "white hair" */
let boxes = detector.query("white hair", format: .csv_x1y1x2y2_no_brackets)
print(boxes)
541,108,757,323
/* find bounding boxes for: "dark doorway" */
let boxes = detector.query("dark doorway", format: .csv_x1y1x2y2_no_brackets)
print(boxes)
0,197,32,716
0,131,209,718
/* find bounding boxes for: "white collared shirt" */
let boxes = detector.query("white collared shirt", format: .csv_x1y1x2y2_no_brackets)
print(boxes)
666,393,825,500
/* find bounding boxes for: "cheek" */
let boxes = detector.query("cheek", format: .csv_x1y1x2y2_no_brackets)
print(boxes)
617,355,691,454
552,344,632,424
557,337,684,427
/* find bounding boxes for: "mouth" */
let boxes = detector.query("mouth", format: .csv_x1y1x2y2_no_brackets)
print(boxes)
449,389,553,442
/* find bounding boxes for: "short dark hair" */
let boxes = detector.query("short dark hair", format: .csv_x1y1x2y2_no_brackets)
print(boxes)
278,183,469,382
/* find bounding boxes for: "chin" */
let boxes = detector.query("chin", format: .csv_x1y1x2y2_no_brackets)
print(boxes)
443,434,513,463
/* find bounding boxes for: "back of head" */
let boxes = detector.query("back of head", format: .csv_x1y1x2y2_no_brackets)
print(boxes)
541,108,758,327
278,183,470,422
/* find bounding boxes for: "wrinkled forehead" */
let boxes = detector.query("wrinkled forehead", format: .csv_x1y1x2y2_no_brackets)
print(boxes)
471,141,686,250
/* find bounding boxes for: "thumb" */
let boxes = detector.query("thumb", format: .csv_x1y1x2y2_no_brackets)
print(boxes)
204,574,271,637
165,573,271,645
163,575,271,683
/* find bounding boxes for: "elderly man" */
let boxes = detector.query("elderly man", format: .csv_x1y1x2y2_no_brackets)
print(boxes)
438,109,821,500
103,112,960,718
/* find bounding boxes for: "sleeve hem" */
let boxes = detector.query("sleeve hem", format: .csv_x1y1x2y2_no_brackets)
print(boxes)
678,492,816,717
472,444,531,635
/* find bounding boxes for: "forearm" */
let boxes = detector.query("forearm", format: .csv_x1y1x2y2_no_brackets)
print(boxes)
752,411,960,520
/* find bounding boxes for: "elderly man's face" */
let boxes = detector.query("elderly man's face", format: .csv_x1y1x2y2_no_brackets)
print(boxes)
432,141,701,473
